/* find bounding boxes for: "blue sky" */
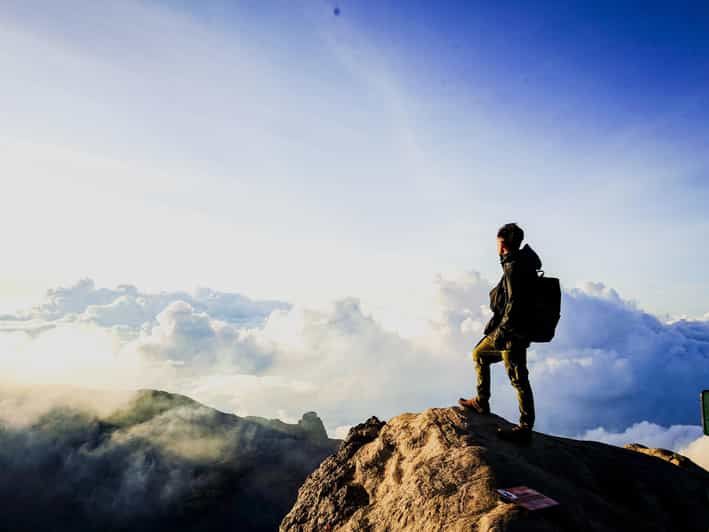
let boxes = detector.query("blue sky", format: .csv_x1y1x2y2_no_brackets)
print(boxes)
1,1,708,466
1,0,707,322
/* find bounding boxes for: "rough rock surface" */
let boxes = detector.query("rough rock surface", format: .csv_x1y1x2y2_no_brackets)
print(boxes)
280,406,709,531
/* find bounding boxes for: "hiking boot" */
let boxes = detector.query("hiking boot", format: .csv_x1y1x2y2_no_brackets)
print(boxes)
497,424,532,444
457,396,490,415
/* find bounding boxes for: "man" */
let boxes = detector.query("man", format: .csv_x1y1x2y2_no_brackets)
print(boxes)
458,222,541,443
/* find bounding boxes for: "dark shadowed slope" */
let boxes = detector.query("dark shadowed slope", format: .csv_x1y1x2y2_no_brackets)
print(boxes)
0,388,340,531
281,407,709,532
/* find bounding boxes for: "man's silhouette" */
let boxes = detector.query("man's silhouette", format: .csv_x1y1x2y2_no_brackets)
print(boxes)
459,222,541,443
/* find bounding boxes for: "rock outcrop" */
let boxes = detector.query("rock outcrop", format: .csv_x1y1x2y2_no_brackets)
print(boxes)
623,442,706,473
281,407,709,531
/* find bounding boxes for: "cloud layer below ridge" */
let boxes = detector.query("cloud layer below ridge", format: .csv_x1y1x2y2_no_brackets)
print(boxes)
0,274,707,469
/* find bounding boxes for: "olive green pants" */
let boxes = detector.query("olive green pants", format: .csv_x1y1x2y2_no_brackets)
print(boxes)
472,334,535,429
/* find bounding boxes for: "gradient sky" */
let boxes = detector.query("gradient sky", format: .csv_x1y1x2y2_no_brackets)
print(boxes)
2,3,709,470
1,0,708,327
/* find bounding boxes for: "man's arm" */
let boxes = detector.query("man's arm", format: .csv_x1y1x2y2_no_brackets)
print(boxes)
491,263,527,347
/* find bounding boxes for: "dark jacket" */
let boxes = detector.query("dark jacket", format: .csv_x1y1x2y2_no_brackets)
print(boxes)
483,243,542,349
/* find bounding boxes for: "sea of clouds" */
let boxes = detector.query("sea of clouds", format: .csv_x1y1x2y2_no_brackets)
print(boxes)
0,274,707,470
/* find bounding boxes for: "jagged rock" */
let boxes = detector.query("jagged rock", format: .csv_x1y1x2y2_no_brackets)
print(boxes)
298,411,330,442
623,443,705,473
278,415,387,530
280,407,709,531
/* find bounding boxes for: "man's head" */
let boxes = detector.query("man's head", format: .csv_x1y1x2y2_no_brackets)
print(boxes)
496,222,524,256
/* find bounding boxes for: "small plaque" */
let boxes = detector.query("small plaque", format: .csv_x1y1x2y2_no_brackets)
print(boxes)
496,486,559,510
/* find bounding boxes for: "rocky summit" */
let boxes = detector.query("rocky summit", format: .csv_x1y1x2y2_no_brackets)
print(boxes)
280,406,709,531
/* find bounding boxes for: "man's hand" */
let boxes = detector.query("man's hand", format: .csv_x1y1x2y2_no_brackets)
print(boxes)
490,328,507,350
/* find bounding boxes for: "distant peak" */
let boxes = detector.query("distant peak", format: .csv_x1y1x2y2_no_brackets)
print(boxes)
298,411,328,442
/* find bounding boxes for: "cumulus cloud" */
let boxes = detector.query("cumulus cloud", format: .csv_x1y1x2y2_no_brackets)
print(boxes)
130,300,275,374
0,279,289,406
423,270,493,352
680,435,709,471
430,274,709,434
527,281,709,434
0,281,463,435
207,296,458,431
1,274,708,440
6,278,289,329
576,421,702,452
574,421,708,472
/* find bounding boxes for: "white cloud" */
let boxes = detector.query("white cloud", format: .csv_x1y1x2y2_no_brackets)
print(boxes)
575,421,709,472
524,282,708,434
577,421,702,452
0,279,461,436
129,300,275,374
423,270,493,351
11,278,289,328
680,435,709,471
334,425,353,439
409,276,709,436
1,274,708,440
0,321,142,389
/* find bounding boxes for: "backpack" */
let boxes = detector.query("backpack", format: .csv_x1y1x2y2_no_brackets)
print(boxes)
529,270,561,342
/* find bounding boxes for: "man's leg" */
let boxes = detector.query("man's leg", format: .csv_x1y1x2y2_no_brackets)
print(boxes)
472,335,502,405
502,347,535,429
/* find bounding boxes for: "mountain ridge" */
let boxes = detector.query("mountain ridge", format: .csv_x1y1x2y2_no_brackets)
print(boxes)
0,386,341,531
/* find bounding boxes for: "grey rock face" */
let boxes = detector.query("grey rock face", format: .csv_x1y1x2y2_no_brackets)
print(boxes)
298,411,330,442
